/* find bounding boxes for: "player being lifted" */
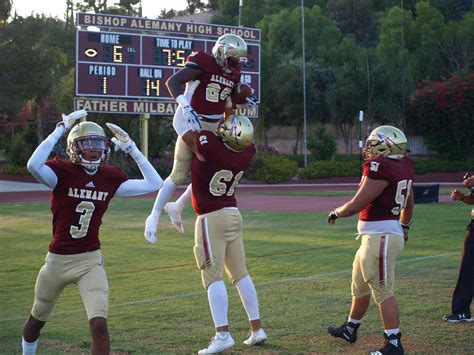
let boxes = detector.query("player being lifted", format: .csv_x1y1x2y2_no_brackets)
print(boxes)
326,126,414,355
22,110,162,355
144,33,256,243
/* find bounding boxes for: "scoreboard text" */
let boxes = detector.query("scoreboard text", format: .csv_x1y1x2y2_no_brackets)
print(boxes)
75,14,260,115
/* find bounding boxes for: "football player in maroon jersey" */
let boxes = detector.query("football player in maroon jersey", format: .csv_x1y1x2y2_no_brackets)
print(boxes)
168,115,267,353
326,126,414,355
22,111,163,355
144,34,257,244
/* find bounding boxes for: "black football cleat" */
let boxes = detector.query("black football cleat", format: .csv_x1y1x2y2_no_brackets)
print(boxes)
327,321,359,343
370,332,404,355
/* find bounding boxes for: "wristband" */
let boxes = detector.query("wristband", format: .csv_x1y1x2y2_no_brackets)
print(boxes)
176,95,189,108
401,221,412,229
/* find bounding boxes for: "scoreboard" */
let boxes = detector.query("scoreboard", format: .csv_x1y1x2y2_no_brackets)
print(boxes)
74,13,261,116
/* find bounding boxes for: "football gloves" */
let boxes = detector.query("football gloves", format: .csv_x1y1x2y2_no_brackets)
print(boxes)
327,210,339,225
245,94,258,109
105,122,135,154
59,109,88,131
401,223,410,243
182,105,202,132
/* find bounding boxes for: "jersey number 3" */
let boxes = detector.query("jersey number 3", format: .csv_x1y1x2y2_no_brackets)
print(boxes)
70,201,95,238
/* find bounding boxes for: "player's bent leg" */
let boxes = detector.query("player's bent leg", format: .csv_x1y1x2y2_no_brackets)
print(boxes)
89,317,109,355
145,138,192,243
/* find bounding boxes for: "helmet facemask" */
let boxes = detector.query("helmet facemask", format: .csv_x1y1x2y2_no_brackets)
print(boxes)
212,34,248,74
67,122,110,173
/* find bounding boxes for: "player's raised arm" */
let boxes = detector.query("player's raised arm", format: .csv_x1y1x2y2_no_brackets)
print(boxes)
166,66,201,99
106,123,163,197
27,110,87,189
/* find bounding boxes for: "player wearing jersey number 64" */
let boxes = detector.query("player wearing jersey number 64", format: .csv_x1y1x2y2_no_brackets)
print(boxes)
326,126,414,355
22,111,163,355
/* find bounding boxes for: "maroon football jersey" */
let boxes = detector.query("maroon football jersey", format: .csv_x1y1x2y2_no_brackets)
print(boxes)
359,156,415,221
45,158,128,254
185,51,241,116
191,132,256,215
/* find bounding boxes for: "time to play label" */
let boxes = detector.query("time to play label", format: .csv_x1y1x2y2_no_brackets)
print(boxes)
74,98,258,117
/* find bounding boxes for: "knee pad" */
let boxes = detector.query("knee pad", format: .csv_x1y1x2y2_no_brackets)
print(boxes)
194,244,223,289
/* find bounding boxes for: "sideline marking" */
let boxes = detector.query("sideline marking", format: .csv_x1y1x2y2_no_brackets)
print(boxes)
0,252,458,322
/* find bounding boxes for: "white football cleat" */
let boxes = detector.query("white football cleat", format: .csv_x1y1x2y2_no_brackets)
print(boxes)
243,328,267,346
144,214,159,244
198,333,235,354
164,202,184,234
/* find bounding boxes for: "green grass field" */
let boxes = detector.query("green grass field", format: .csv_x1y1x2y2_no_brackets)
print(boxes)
1,197,473,354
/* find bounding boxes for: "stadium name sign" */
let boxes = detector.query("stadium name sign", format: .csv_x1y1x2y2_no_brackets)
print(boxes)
77,13,260,41
75,98,257,117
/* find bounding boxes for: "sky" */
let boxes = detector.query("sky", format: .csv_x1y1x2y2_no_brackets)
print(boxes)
11,0,189,19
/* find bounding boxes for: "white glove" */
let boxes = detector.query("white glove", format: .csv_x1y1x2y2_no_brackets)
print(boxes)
245,94,258,109
176,94,202,132
59,109,88,130
182,106,202,132
105,122,135,154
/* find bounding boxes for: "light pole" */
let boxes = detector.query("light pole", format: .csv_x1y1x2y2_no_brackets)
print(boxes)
239,0,243,27
301,0,307,166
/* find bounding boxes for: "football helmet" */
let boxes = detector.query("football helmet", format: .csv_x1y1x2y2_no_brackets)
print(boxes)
363,125,407,160
67,121,110,172
218,115,254,152
212,34,248,73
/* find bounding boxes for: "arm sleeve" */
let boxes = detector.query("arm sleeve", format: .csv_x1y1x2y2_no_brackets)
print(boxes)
26,125,65,189
115,145,163,197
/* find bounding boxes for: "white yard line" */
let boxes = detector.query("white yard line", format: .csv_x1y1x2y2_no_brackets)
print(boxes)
0,251,458,322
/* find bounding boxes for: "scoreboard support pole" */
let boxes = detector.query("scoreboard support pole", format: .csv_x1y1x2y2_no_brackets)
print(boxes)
140,113,150,158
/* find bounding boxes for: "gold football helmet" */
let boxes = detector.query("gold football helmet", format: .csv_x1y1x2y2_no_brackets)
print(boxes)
218,115,254,152
363,125,407,159
67,121,110,172
212,34,248,72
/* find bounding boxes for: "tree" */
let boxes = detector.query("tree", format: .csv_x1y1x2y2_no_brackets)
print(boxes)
408,2,445,82
407,71,474,159
0,0,12,26
437,11,474,76
0,15,73,142
257,6,341,151
326,0,377,46
431,0,472,21
75,0,108,13
307,122,337,160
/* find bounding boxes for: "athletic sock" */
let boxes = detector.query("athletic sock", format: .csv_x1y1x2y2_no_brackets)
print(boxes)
22,337,39,355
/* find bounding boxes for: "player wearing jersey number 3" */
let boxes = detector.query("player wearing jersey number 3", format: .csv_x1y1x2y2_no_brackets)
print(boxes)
326,126,414,355
144,33,257,243
22,111,163,355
